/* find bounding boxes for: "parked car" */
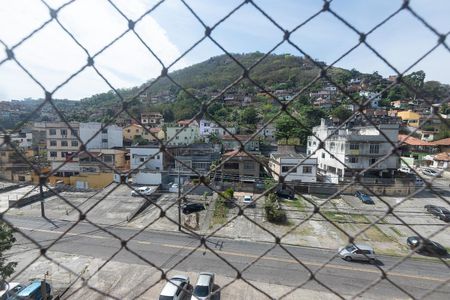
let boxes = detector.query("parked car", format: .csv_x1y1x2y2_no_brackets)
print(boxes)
421,168,441,177
131,186,153,197
354,191,374,204
407,236,448,257
169,183,180,193
338,244,376,263
243,195,255,208
182,203,205,215
276,189,295,200
0,282,23,300
192,272,215,300
415,177,424,186
424,205,450,222
11,280,52,300
398,166,412,174
159,275,190,300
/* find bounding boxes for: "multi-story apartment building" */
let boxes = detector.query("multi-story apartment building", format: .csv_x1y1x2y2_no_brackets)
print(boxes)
221,135,260,152
79,122,123,149
218,150,261,182
307,119,400,182
269,153,317,183
141,112,164,128
199,119,236,138
166,122,200,146
129,145,163,185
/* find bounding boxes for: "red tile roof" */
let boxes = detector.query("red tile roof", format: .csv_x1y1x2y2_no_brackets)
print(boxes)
432,137,450,146
434,152,450,161
398,134,433,146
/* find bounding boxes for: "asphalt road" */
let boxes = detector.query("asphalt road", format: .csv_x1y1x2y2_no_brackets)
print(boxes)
6,215,450,300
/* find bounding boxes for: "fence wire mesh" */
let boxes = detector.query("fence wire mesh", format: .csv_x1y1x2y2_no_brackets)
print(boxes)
0,0,449,299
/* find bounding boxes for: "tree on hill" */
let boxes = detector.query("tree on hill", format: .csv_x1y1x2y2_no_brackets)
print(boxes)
240,107,259,124
330,106,353,123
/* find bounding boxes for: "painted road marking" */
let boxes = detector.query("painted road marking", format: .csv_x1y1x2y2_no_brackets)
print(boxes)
17,226,446,283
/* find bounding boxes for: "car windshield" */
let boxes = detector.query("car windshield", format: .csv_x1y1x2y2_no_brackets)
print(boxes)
345,245,356,251
193,285,209,297
159,296,173,300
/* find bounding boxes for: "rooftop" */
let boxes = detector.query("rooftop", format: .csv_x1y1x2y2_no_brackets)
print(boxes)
432,137,450,146
271,153,306,159
398,134,433,147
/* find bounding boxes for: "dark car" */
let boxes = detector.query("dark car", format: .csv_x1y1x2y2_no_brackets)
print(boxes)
182,203,205,215
406,236,448,257
424,205,450,222
276,189,295,200
354,191,374,204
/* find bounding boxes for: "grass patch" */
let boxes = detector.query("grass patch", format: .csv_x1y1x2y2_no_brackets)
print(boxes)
322,211,348,223
212,198,228,225
282,197,306,212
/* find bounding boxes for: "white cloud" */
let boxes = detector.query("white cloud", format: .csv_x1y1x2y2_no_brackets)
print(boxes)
0,0,183,100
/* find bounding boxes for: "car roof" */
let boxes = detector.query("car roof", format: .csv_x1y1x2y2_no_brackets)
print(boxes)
196,273,213,285
351,244,373,251
17,281,48,296
160,278,186,296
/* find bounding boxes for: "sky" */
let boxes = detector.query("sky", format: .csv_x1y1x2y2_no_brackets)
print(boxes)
0,0,449,101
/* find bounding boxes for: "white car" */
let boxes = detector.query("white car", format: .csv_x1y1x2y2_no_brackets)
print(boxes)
243,195,255,208
131,186,153,197
159,275,190,300
169,183,180,193
338,244,376,264
192,272,214,300
422,168,441,177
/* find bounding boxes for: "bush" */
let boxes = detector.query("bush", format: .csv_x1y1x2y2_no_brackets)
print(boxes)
264,193,287,224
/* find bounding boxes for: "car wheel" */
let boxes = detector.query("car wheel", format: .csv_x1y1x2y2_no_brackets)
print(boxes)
344,256,352,261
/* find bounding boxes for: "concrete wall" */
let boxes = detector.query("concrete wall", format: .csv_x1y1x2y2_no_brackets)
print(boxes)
134,171,162,185
70,173,114,189
130,147,163,170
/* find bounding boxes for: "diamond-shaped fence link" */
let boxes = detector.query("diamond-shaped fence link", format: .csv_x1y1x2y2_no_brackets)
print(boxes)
0,0,449,299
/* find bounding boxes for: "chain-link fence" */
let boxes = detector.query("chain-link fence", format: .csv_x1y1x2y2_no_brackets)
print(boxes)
0,0,449,299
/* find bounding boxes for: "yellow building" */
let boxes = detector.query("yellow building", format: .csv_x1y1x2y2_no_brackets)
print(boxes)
123,124,165,143
123,124,144,141
397,110,420,127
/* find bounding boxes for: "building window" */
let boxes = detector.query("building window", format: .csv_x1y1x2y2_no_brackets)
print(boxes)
303,166,312,174
61,152,67,158
61,129,67,136
50,151,57,158
61,140,68,147
243,162,255,170
103,155,113,163
349,157,358,163
370,157,377,165
329,142,335,151
102,129,108,134
349,143,359,150
71,141,78,147
308,141,311,147
140,157,145,162
321,153,325,159
127,129,131,133
50,140,57,147
282,166,297,173
71,129,78,136
49,129,56,135
102,139,108,143
224,162,239,169
156,155,160,160
369,144,380,154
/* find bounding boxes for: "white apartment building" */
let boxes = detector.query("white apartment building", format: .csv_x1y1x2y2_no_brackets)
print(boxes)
79,122,123,149
269,153,317,183
307,119,399,182
199,119,236,138
166,124,200,146
129,145,163,185
257,124,277,142
141,112,164,127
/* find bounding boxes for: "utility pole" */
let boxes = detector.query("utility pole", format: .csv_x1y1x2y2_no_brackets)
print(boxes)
39,175,46,219
178,166,181,231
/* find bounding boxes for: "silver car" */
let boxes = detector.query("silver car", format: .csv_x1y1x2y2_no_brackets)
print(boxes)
338,244,376,263
159,275,190,300
191,272,214,300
